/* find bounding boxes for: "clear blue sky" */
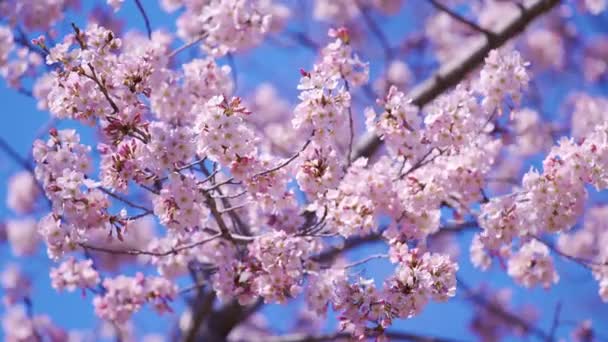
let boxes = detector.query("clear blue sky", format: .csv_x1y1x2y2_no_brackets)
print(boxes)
1,1,608,341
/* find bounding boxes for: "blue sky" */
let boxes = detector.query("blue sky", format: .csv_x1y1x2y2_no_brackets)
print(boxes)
1,1,608,341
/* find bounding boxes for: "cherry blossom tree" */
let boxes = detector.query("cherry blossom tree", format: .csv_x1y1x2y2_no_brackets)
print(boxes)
1,0,608,341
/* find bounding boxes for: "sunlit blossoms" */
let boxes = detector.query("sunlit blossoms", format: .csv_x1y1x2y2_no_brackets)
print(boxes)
50,257,100,292
507,240,559,289
93,273,177,322
6,171,39,215
293,28,368,144
477,49,530,113
1,0,608,341
171,0,275,56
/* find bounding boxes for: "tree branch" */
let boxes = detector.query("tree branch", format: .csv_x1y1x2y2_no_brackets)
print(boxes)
134,0,152,39
457,276,551,341
427,0,496,38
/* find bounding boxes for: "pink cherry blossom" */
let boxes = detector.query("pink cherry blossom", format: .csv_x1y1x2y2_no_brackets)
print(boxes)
50,257,100,292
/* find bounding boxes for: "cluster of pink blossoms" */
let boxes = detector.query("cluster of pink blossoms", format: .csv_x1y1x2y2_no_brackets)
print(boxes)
0,0,78,32
0,0,605,338
313,0,403,23
6,171,39,215
293,28,369,144
1,265,68,341
93,273,177,322
165,0,284,56
1,264,31,306
366,48,526,164
307,245,457,340
50,257,100,292
0,25,43,89
214,231,321,305
477,49,530,113
558,206,608,301
153,173,209,231
4,218,39,256
474,122,608,293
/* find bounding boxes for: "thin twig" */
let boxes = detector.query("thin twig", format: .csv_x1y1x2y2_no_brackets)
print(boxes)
533,236,607,269
169,35,206,58
211,190,247,200
99,187,153,213
80,233,222,257
427,0,496,38
218,203,249,214
343,253,388,269
253,139,312,178
344,80,355,167
226,53,238,93
134,0,152,39
548,302,562,342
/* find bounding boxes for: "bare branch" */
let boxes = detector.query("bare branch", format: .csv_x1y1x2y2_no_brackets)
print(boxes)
134,0,152,39
427,0,496,38
218,203,250,214
254,139,312,178
204,192,238,242
99,187,153,214
169,35,206,59
80,233,222,257
343,253,388,269
548,302,562,342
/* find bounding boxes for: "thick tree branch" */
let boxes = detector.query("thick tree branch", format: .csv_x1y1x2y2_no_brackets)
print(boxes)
351,0,560,161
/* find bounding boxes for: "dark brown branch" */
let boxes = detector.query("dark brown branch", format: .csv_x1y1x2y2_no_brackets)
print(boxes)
134,0,152,39
182,291,216,342
191,299,264,341
204,192,238,242
427,0,496,38
351,0,560,161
